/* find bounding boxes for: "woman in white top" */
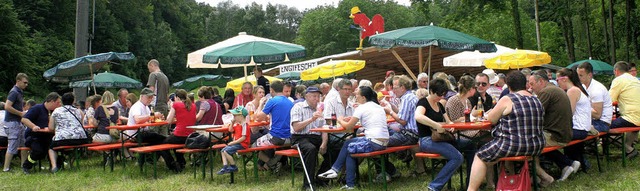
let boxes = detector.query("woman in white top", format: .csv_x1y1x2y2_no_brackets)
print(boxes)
557,67,592,178
318,86,389,189
245,86,269,145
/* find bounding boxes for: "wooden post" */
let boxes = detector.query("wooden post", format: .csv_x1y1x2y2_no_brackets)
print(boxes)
391,49,417,81
418,47,423,73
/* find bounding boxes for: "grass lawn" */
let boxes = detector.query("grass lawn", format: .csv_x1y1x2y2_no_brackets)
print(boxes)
1,149,639,191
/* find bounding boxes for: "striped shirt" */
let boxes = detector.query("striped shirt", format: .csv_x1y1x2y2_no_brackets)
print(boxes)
323,96,354,120
290,101,324,135
397,91,418,133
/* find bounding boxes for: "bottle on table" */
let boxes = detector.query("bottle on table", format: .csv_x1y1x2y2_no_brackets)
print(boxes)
476,97,484,121
464,108,471,123
331,113,337,127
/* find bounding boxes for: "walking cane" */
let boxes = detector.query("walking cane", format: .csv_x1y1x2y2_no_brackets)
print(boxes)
294,144,314,191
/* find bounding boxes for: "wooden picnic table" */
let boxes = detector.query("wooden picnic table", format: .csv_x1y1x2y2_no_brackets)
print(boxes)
106,121,168,168
442,121,492,131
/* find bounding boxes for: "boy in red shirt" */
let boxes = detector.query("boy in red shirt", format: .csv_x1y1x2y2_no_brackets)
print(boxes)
217,106,251,174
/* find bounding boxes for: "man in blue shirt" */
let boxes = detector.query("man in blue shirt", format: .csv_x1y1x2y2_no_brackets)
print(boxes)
3,73,28,172
21,93,61,174
254,80,293,172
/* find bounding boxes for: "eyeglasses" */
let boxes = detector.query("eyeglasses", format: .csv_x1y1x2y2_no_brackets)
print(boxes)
419,80,428,83
476,82,488,87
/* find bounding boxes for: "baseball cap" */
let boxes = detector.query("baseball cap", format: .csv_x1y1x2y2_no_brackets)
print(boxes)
305,86,322,94
141,88,155,96
229,106,248,117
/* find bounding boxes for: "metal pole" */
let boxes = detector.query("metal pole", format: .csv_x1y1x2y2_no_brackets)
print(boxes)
295,144,314,191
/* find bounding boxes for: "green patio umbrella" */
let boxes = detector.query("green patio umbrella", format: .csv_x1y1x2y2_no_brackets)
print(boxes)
369,25,496,80
172,74,231,90
69,71,143,89
187,32,305,79
566,59,614,75
44,52,135,83
275,72,300,81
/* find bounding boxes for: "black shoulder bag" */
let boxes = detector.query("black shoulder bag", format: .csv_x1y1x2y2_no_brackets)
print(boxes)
63,106,93,143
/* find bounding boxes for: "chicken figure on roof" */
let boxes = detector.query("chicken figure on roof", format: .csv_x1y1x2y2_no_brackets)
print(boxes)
349,6,385,50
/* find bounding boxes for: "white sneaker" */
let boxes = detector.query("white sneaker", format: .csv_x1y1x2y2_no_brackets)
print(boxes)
340,185,355,190
318,169,338,179
570,161,581,172
558,166,574,181
374,173,391,183
2,168,9,172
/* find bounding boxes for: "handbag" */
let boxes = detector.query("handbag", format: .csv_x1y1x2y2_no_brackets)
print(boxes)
430,128,455,142
185,132,211,149
100,105,120,139
63,106,93,144
497,160,531,191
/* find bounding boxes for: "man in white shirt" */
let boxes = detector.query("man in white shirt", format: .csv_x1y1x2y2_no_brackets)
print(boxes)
577,62,613,132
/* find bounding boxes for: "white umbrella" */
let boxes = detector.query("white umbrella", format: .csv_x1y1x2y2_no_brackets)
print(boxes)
443,44,514,67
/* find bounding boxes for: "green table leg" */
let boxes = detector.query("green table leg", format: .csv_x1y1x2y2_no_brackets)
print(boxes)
153,152,158,179
253,152,259,181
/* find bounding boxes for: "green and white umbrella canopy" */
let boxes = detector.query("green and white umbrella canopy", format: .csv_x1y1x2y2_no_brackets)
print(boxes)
369,25,497,52
566,59,614,75
44,52,135,83
172,74,231,90
69,71,143,89
187,32,305,69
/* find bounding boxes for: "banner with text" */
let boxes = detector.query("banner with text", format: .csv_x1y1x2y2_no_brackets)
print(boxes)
279,62,317,73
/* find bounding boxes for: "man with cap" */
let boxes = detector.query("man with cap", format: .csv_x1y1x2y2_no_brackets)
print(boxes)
125,88,167,163
483,69,502,100
290,86,327,190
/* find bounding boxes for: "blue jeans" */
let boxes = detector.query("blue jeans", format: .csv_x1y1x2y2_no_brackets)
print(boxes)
592,119,610,132
611,117,637,128
331,137,386,187
419,137,463,191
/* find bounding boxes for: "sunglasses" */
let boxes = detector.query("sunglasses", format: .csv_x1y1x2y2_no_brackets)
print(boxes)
556,76,568,81
476,82,488,87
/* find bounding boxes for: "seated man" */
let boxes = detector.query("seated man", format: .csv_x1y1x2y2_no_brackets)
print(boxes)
126,88,168,167
609,61,640,158
21,93,61,174
254,81,293,172
290,86,327,190
577,62,613,132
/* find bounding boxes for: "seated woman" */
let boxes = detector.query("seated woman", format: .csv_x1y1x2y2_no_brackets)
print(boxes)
415,78,462,191
49,92,91,170
468,71,545,191
245,86,269,145
556,67,591,178
92,94,120,143
318,86,389,189
195,86,223,126
160,89,197,172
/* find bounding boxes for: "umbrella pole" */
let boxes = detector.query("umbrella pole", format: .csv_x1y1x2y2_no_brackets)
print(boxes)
427,46,433,84
418,47,423,73
90,64,97,95
391,49,417,81
244,65,248,81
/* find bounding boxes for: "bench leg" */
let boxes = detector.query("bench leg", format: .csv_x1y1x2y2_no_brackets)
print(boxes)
532,158,539,191
210,150,215,181
139,153,144,174
152,152,158,179
192,153,197,179
623,133,627,167
381,155,387,191
201,152,207,180
594,138,602,173
109,150,115,172
290,157,295,187
253,152,259,182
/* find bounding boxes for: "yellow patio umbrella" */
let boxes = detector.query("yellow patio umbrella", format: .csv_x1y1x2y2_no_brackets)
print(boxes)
300,60,366,81
484,50,552,70
225,75,282,93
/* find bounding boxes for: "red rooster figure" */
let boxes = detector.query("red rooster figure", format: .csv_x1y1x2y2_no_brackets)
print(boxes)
349,6,384,50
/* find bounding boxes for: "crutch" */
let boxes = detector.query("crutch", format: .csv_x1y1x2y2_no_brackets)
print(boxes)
294,144,314,191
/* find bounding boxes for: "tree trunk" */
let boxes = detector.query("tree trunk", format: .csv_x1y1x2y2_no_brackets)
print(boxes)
562,0,576,62
583,0,593,58
601,0,610,62
535,0,542,51
626,0,632,61
609,0,616,63
511,0,523,48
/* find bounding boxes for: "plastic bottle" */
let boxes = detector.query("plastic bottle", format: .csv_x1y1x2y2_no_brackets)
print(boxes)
476,97,484,121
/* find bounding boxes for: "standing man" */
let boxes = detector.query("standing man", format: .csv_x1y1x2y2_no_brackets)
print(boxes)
577,62,613,132
3,73,29,172
111,88,129,124
609,61,640,158
147,59,170,135
290,86,327,190
254,66,270,95
469,73,494,110
21,93,62,174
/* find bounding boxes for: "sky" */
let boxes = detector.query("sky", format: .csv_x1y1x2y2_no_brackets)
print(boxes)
195,0,412,11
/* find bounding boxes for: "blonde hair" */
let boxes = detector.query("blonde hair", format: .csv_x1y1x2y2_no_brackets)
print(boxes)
102,91,116,105
415,88,429,99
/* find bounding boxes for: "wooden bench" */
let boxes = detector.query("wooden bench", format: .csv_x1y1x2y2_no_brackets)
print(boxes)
414,152,461,189
129,143,185,179
176,147,213,180
52,142,106,170
351,145,417,191
606,127,640,167
237,145,283,182
275,149,300,187
88,142,138,172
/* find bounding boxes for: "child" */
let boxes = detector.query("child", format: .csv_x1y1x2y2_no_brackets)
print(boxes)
217,106,251,174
